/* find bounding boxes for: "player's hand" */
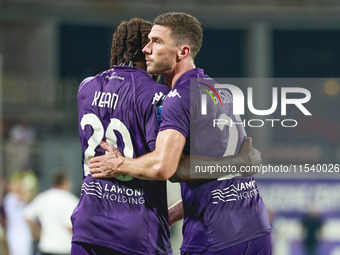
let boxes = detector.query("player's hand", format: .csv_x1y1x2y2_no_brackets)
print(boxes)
240,137,262,176
89,141,125,178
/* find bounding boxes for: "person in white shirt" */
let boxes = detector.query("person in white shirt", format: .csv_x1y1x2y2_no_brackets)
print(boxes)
24,169,79,255
3,171,38,255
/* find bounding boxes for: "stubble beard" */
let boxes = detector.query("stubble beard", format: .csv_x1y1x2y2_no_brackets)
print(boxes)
147,60,172,77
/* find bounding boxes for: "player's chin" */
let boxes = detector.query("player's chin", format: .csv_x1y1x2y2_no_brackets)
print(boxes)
146,66,155,74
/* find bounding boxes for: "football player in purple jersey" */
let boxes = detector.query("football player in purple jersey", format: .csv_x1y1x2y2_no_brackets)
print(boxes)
89,12,272,255
71,18,173,255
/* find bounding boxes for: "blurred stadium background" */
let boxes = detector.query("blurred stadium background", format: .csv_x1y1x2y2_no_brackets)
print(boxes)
0,0,340,254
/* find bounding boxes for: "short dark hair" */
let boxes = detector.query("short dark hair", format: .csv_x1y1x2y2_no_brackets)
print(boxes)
110,18,152,68
153,12,203,58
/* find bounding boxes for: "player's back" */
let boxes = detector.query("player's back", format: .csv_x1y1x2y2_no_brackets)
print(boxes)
72,66,171,255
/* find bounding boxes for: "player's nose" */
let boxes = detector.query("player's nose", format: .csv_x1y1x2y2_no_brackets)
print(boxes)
142,41,151,55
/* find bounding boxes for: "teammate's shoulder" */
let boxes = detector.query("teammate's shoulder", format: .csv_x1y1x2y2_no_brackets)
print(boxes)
131,68,169,91
78,68,119,92
131,67,156,82
78,68,110,89
104,66,152,83
92,67,127,80
174,68,205,89
99,67,126,81
151,80,170,92
78,76,95,91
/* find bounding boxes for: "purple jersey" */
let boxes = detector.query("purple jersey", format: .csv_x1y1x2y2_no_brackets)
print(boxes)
72,66,172,255
159,68,271,253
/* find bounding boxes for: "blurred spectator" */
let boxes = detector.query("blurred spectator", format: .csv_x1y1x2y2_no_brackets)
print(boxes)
24,169,79,255
0,176,8,255
3,170,38,255
5,121,37,177
9,120,36,145
301,209,323,255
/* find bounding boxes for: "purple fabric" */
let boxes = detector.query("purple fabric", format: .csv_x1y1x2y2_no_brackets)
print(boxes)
160,68,271,252
71,242,128,255
72,66,172,255
180,233,272,255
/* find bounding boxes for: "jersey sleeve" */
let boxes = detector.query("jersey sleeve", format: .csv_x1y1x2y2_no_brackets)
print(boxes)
141,101,159,152
159,88,190,138
78,76,94,95
135,79,169,152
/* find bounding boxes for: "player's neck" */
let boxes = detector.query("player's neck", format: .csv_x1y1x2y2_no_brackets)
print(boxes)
164,60,196,89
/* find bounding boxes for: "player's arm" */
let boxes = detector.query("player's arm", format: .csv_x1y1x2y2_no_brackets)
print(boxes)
89,129,185,181
170,137,261,182
89,135,260,181
168,200,184,227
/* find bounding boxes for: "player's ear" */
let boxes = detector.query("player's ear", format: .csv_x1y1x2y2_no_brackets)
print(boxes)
177,45,190,60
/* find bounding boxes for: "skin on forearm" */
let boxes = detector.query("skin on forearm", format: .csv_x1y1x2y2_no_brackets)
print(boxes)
118,130,185,180
90,129,186,181
170,154,244,181
116,151,171,180
170,137,261,182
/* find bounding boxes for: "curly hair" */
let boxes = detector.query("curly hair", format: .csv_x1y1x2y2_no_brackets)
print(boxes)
110,18,152,68
154,12,203,58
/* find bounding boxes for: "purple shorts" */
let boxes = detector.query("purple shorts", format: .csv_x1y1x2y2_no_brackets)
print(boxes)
181,233,272,255
71,242,127,255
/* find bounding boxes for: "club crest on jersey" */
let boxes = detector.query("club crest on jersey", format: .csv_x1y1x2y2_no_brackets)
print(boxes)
156,106,162,125
199,82,223,106
196,82,233,116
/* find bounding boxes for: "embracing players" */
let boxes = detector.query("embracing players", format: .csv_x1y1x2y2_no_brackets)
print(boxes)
89,12,272,255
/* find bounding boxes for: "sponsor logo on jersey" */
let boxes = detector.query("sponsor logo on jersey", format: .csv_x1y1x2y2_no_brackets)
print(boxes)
211,180,259,204
166,89,182,99
81,181,145,205
152,92,165,105
106,75,124,80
